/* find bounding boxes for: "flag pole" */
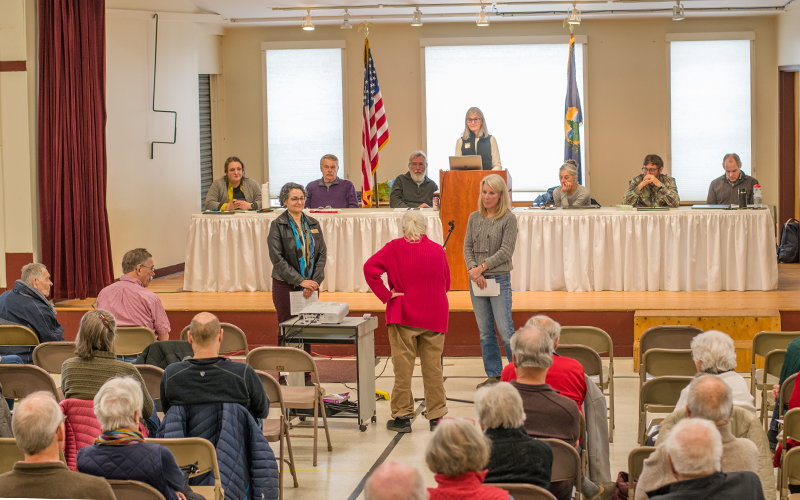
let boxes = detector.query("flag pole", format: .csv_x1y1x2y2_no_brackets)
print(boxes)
373,172,379,207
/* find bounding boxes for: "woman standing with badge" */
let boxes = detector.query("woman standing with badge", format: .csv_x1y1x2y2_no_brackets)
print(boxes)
455,107,502,171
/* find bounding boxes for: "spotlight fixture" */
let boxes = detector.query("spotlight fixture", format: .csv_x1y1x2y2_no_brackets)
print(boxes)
672,1,685,20
567,3,581,25
411,7,422,26
476,8,490,26
302,10,314,31
341,9,352,29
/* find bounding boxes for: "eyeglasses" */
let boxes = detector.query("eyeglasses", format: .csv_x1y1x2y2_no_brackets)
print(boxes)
466,118,481,123
138,264,156,274
289,197,305,203
642,167,660,174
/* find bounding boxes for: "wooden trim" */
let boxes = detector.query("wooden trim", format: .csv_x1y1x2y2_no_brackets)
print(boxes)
155,263,184,278
779,70,797,227
779,65,800,72
0,61,26,72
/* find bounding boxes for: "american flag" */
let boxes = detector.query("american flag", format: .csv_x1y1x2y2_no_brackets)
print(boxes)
361,37,389,208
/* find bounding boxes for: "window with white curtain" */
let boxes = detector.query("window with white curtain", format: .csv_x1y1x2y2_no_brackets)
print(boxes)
669,37,752,201
423,39,585,199
264,45,345,204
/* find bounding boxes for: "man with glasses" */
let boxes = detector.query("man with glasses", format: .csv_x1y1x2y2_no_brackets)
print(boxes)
305,154,359,209
622,154,680,207
96,248,170,341
389,150,438,208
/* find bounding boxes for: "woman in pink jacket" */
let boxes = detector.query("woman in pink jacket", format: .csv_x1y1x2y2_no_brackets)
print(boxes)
364,210,450,434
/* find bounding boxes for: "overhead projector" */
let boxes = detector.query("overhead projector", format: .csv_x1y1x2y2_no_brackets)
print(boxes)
298,302,349,324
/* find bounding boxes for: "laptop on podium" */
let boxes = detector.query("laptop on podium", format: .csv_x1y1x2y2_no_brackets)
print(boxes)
449,155,482,170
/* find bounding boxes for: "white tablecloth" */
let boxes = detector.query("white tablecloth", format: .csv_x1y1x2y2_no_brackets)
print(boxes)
510,207,778,292
184,209,444,292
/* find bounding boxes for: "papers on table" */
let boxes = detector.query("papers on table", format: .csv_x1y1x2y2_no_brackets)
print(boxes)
290,290,319,315
471,278,500,297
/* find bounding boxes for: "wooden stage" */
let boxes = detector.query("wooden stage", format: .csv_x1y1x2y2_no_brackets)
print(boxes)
54,265,800,358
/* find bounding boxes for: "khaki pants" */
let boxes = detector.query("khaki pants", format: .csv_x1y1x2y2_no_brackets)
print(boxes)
387,324,447,420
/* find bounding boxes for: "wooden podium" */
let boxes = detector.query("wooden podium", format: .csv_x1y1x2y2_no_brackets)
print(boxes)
439,169,512,291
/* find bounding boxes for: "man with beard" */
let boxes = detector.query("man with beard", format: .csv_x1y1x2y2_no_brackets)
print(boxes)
390,151,438,208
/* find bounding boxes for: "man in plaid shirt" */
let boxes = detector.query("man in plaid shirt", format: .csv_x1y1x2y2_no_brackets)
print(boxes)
622,154,680,208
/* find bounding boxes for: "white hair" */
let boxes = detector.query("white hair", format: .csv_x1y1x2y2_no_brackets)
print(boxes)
401,211,426,242
21,263,47,285
691,330,737,373
686,374,733,422
12,392,64,455
525,315,561,344
510,325,553,369
426,418,490,477
559,162,579,179
364,461,426,500
94,377,144,430
474,381,526,429
665,418,722,476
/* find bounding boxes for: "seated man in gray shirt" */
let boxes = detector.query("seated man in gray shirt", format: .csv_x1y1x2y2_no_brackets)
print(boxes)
707,153,758,205
389,150,438,208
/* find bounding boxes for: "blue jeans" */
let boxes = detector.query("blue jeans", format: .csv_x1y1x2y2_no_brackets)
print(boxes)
470,273,515,378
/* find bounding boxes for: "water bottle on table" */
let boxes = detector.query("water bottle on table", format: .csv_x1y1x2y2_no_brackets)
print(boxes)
753,184,762,208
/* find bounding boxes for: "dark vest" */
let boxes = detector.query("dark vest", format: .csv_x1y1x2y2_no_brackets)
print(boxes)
461,133,493,170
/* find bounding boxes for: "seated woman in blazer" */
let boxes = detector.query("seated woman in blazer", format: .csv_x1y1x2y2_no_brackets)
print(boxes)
204,156,262,211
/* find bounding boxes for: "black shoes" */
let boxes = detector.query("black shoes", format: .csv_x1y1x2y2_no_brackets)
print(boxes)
429,418,441,431
387,416,412,433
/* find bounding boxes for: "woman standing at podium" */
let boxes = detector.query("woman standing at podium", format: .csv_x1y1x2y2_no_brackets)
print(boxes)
464,174,518,388
455,107,502,171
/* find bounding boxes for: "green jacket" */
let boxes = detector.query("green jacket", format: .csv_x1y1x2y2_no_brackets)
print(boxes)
622,173,680,207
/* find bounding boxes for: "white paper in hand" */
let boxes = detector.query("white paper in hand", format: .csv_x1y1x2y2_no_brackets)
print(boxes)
471,278,500,297
290,290,319,315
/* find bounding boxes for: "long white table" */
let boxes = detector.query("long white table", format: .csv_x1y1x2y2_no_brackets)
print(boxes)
183,209,444,292
184,207,778,293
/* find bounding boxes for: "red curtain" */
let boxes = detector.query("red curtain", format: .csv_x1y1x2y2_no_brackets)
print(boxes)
38,0,114,300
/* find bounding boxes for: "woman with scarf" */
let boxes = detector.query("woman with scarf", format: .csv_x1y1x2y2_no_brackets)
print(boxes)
204,156,262,211
267,183,327,380
454,107,502,171
77,377,192,500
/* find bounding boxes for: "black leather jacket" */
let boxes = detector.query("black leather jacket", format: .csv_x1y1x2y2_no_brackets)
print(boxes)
267,211,326,286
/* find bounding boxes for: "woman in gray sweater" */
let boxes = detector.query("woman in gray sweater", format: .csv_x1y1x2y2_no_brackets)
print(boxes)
463,174,518,388
552,160,591,207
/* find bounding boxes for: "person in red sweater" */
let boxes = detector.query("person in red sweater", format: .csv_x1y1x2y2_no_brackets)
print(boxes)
425,418,511,500
501,315,587,411
364,211,450,433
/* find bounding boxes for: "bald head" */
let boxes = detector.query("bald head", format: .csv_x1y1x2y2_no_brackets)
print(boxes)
364,461,427,500
666,418,722,478
12,392,64,457
189,312,222,348
511,325,553,369
687,374,733,422
525,315,561,344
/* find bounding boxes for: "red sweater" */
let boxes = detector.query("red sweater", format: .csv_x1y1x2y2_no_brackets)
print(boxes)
501,354,587,411
428,471,510,500
363,235,450,333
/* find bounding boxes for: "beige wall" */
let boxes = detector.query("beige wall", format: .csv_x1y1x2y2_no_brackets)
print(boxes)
221,15,779,207
778,5,800,67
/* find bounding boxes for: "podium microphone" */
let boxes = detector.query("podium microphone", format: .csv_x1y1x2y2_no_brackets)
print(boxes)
442,220,455,249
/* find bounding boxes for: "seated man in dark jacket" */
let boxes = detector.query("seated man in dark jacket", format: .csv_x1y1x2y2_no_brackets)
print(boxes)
647,418,765,500
0,263,64,363
160,312,268,420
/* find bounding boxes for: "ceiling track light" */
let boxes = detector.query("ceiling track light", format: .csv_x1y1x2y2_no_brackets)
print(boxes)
567,3,581,25
302,10,315,30
341,9,352,29
411,7,423,26
477,5,490,26
672,1,685,20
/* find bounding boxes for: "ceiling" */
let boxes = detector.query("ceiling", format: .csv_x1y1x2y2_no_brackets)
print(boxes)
185,0,790,26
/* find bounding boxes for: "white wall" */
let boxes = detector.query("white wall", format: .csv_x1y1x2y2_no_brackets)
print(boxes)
778,4,800,67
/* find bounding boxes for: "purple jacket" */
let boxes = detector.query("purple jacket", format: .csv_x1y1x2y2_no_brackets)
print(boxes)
305,178,359,208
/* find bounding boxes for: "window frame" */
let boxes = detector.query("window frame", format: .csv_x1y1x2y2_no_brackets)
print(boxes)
419,35,590,197
666,32,756,202
260,40,349,198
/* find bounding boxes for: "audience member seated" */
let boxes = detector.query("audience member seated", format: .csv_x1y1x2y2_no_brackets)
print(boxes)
390,151,438,208
646,418,764,500
61,310,156,432
0,263,64,363
425,418,511,500
305,154,359,208
768,335,800,450
553,160,591,208
622,154,680,208
0,392,115,499
78,377,190,500
364,461,428,500
96,248,170,341
674,330,756,415
501,315,587,410
160,312,268,420
475,381,552,489
204,156,262,211
706,153,759,206
635,375,759,500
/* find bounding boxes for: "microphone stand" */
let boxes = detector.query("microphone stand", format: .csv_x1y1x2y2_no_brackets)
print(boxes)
442,220,455,250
